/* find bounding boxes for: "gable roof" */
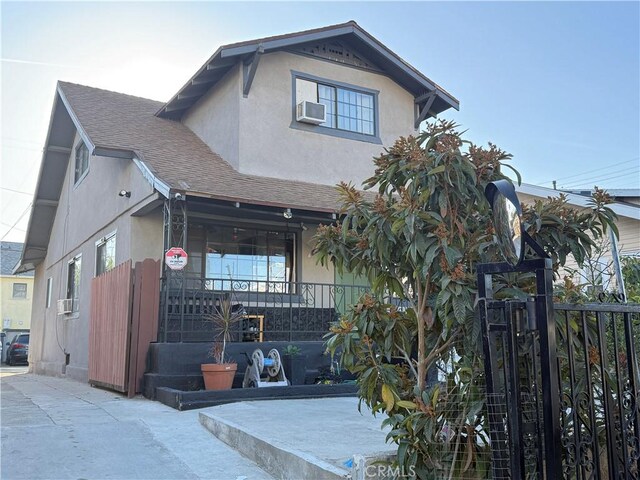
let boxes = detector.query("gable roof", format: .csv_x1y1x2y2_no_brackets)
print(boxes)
58,81,350,211
157,21,459,120
1,242,33,277
14,81,357,273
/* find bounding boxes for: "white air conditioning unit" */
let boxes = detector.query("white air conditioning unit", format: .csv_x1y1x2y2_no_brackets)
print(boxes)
296,101,326,125
57,299,73,315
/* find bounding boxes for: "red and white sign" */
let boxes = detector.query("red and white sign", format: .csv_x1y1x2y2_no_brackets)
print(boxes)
165,247,188,270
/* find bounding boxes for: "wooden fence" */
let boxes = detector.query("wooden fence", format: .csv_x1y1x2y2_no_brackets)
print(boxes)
88,259,160,396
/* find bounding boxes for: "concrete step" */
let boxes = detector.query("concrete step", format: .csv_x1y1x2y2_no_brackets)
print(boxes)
199,411,347,479
198,398,395,480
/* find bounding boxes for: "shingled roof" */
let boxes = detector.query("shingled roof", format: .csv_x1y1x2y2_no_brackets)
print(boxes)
59,81,346,212
1,242,33,277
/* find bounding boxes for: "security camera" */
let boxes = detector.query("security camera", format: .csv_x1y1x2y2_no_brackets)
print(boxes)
174,193,183,200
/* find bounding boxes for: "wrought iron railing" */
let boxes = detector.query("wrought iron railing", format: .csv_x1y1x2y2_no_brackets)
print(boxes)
159,272,370,343
554,302,640,479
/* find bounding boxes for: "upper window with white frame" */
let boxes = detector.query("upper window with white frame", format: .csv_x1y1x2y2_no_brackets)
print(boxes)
67,255,81,313
74,141,90,184
96,233,116,276
293,72,379,143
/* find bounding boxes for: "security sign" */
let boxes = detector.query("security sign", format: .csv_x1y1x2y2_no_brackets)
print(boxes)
165,247,188,270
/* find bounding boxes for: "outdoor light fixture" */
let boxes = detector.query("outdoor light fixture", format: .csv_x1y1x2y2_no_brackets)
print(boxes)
118,190,131,198
283,208,292,219
485,179,547,266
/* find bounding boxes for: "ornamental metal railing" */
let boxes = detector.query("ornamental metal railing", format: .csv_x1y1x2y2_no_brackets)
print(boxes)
159,272,370,343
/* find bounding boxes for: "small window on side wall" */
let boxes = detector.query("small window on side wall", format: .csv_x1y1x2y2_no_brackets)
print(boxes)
67,255,82,313
45,278,52,308
74,142,90,184
12,283,27,298
96,233,116,276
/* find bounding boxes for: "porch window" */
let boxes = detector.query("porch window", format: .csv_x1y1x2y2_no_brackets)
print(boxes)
204,226,295,289
67,255,81,313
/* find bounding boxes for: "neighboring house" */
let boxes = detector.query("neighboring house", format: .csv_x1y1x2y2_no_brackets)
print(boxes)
14,22,460,383
1,242,34,333
517,183,640,292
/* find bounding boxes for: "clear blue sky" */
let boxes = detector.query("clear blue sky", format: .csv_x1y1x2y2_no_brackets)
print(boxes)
2,1,639,242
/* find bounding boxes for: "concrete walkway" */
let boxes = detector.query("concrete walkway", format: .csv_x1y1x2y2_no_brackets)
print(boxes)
1,369,273,480
199,398,394,479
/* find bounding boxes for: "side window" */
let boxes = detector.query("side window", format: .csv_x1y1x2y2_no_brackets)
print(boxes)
45,277,53,308
12,283,27,298
74,142,90,184
67,255,82,313
96,233,116,276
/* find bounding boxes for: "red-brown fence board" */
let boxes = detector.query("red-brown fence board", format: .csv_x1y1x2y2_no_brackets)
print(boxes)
127,259,160,397
88,260,133,392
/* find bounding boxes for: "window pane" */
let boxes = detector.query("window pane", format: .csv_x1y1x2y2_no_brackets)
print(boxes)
12,283,27,298
68,256,81,312
204,226,295,289
96,235,116,276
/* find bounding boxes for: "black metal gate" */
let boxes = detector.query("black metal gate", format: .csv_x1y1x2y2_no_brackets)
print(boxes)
478,259,640,479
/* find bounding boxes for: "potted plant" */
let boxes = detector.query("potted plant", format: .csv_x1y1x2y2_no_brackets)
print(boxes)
201,297,244,390
282,344,307,386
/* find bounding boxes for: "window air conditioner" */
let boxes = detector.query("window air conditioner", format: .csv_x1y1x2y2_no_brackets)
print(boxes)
57,299,73,315
296,101,326,125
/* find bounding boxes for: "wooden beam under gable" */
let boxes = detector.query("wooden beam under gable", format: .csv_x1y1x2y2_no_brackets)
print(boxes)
414,91,437,129
243,45,264,98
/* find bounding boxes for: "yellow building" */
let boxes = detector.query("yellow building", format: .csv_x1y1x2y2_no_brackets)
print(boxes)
1,242,34,333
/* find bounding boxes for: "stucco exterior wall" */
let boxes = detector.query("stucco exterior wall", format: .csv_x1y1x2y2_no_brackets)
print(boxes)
182,51,416,188
0,276,33,331
30,132,163,381
300,227,334,285
237,51,416,186
183,64,241,170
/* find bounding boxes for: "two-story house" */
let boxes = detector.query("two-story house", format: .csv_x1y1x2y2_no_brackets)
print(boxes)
14,22,459,389
1,242,34,335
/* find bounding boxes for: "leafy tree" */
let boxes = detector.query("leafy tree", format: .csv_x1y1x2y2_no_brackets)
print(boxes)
313,120,617,478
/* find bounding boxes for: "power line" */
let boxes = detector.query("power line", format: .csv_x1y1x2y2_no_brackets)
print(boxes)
558,167,640,189
539,157,640,185
0,222,25,232
1,186,34,196
561,170,640,189
0,202,32,241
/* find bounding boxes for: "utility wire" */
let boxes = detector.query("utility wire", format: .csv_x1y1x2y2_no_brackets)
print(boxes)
0,202,32,241
561,170,640,189
539,157,640,185
559,167,640,189
557,166,639,184
1,186,34,196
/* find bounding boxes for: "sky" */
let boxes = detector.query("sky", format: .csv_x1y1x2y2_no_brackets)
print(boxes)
1,1,639,243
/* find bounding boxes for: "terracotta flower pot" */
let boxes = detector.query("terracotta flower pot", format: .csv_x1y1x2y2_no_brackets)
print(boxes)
201,363,237,390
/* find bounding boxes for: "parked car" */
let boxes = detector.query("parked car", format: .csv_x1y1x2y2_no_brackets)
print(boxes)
6,333,29,365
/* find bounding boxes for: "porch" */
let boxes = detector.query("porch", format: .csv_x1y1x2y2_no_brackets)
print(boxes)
159,272,369,343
